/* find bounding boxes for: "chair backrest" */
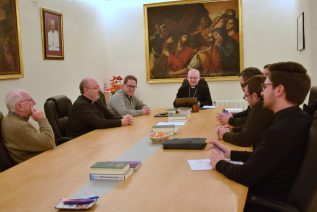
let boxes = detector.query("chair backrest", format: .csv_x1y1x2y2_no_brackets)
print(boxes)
44,95,72,139
287,111,317,212
308,86,317,105
0,111,15,172
98,91,107,107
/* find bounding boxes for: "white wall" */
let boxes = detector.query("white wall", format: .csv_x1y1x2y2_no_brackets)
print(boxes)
310,0,317,83
0,0,108,113
0,0,315,114
295,0,313,82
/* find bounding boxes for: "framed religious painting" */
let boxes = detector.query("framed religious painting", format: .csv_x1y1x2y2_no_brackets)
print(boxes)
41,8,64,59
0,0,24,80
144,0,243,83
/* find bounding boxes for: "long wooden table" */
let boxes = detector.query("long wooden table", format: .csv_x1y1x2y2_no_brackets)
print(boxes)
0,108,249,212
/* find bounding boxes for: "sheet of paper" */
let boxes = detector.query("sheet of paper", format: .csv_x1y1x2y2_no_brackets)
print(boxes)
225,108,243,113
188,159,243,171
202,105,215,109
188,159,212,171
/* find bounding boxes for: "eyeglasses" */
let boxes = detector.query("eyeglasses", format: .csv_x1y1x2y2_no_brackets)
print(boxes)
18,98,34,103
125,84,137,89
261,83,274,90
243,93,251,100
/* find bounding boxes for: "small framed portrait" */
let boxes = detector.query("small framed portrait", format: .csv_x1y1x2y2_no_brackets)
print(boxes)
41,8,64,59
0,0,24,80
144,0,243,83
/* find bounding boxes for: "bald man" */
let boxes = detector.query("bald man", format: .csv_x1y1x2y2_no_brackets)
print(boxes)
66,77,133,138
173,69,213,107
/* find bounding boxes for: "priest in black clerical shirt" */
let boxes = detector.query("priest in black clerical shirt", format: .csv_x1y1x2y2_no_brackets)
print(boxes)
173,69,213,107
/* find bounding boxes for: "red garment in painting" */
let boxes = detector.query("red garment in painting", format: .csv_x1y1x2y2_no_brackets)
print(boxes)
168,46,193,71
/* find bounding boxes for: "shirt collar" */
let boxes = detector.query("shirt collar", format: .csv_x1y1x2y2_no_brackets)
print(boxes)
9,111,29,121
274,105,300,122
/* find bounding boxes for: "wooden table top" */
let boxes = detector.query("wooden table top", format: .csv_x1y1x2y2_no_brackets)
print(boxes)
0,108,249,212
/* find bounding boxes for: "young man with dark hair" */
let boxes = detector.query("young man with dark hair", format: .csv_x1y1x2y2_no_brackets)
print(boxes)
262,64,270,76
216,67,262,127
209,61,311,211
216,75,274,148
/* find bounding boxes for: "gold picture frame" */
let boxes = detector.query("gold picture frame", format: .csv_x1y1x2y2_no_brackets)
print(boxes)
0,0,24,80
144,0,243,83
41,8,64,60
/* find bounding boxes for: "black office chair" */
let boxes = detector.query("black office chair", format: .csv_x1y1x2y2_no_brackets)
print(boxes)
44,95,73,145
98,91,107,107
308,86,317,105
247,111,317,212
303,86,317,116
0,111,15,172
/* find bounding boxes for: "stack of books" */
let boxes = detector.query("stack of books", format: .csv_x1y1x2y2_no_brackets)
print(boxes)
90,161,141,181
167,114,187,122
152,123,176,133
177,107,192,115
166,108,177,114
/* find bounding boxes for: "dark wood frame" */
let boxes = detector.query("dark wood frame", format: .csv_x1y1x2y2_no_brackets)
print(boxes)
41,8,64,59
0,0,24,80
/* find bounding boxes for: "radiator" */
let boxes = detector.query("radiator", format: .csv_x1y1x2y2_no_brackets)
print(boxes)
214,99,248,110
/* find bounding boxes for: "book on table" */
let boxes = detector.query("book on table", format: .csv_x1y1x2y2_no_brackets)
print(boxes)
154,111,169,117
113,160,142,171
90,161,130,175
166,108,177,114
90,167,134,181
167,114,187,122
162,138,207,150
152,124,176,133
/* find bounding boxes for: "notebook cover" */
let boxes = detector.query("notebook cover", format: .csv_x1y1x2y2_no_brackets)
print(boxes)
162,138,206,150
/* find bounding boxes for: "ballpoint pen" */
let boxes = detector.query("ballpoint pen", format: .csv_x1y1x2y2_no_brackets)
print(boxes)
213,142,226,154
63,198,95,205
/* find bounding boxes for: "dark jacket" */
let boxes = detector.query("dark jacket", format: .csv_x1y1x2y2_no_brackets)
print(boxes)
66,95,122,138
223,100,274,148
216,106,311,200
173,78,212,107
228,107,250,128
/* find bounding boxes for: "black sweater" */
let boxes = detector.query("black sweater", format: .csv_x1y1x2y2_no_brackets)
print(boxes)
223,100,274,148
173,78,212,107
66,95,122,138
216,106,311,200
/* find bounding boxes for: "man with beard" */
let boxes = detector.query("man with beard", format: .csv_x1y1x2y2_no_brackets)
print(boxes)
166,31,193,72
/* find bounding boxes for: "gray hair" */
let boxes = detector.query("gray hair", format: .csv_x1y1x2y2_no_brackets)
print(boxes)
5,89,26,112
187,69,201,78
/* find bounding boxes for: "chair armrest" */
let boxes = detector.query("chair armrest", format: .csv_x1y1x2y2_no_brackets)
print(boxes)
56,137,73,146
247,195,299,212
